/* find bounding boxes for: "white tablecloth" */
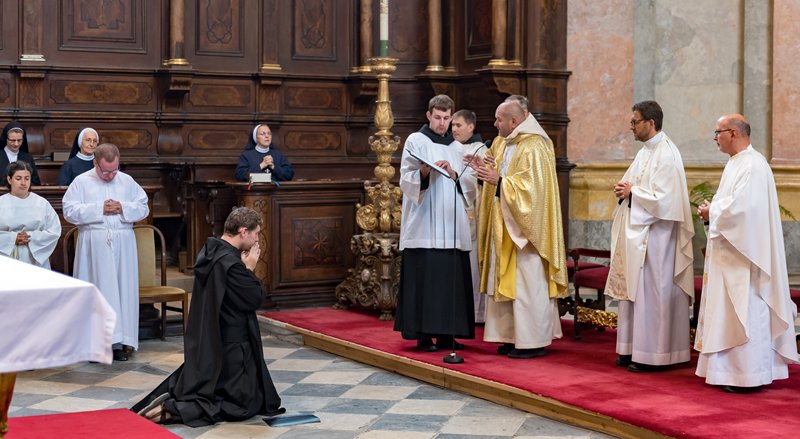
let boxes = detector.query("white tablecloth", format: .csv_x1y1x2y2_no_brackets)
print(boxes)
0,255,116,373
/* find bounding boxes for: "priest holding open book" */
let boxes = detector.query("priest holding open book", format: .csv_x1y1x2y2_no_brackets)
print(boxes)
393,94,478,352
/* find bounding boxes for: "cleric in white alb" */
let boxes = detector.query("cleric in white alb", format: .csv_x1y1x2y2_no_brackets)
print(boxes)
62,143,149,361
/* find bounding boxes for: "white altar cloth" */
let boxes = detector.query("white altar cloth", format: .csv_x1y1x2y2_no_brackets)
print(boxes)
0,255,116,373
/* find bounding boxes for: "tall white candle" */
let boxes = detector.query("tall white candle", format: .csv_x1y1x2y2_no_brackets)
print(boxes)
379,0,388,56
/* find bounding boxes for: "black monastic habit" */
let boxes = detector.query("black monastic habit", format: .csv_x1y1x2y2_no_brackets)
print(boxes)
132,237,283,426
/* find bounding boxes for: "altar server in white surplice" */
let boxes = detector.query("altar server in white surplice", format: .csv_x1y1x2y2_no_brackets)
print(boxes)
393,94,477,352
63,143,149,362
0,161,61,268
605,100,694,372
451,108,487,323
695,114,798,393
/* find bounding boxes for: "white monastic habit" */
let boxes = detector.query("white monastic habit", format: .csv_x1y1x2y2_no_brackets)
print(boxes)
695,145,798,386
399,132,476,251
62,169,149,350
481,114,566,349
461,139,487,323
605,131,694,365
0,192,61,268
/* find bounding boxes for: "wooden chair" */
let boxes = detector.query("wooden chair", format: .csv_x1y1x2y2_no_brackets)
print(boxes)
569,248,611,340
134,225,188,340
62,225,188,340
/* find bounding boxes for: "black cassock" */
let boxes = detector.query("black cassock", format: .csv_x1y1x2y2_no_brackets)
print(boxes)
131,237,283,426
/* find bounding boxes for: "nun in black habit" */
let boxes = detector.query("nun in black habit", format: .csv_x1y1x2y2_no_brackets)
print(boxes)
234,124,295,182
57,128,99,186
132,208,284,426
0,121,41,186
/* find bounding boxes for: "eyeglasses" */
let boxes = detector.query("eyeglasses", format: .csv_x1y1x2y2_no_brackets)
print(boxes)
630,119,645,127
98,167,119,176
713,129,733,138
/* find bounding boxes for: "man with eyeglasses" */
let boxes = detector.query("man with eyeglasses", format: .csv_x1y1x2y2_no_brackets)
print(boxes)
605,100,694,372
63,143,149,362
694,114,798,393
0,121,42,186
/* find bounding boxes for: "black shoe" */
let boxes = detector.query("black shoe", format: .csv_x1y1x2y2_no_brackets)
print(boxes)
615,355,632,367
497,343,514,355
508,348,547,359
627,362,668,373
435,337,464,350
264,407,287,417
416,336,437,352
721,385,763,394
113,349,128,362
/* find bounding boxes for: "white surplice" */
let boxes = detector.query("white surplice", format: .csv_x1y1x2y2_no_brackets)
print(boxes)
62,169,149,350
399,132,476,251
461,139,487,323
695,145,798,386
0,192,61,269
605,131,694,365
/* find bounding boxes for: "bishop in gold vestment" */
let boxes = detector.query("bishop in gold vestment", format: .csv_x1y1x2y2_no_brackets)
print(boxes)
469,101,567,358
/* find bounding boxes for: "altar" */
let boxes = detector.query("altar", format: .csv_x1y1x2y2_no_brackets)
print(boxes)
0,255,116,438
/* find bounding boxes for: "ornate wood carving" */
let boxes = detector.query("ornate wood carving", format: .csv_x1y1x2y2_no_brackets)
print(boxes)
49,79,153,105
188,82,252,108
293,0,335,60
60,0,144,53
292,217,345,267
103,128,155,152
196,0,243,55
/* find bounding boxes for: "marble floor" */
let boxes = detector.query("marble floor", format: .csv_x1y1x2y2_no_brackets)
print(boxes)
8,323,613,439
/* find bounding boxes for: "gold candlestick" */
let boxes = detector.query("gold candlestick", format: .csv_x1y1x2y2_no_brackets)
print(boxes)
336,57,403,320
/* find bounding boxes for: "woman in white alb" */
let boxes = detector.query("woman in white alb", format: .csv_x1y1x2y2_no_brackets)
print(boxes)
0,161,61,268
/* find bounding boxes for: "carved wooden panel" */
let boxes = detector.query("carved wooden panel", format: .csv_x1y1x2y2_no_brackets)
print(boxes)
292,0,335,60
465,0,492,59
59,0,145,53
258,81,281,113
0,74,12,105
186,125,250,152
19,77,44,108
278,203,356,284
48,77,154,107
196,0,244,56
48,124,155,155
279,125,345,156
277,0,351,75
527,76,567,114
390,0,427,62
186,80,254,111
284,83,344,113
292,217,344,266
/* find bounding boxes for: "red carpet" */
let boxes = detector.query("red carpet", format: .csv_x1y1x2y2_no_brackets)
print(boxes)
263,307,800,439
6,409,179,438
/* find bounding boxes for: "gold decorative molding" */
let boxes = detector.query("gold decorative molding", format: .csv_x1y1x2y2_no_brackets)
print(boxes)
165,58,190,67
575,306,617,328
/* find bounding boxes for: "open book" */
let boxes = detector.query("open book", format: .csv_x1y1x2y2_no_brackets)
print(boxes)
408,150,450,178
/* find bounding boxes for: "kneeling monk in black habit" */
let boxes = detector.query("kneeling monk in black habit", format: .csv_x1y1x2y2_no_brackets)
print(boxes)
132,207,284,426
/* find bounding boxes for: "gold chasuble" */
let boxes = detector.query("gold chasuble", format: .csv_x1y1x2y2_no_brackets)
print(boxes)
477,132,567,302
